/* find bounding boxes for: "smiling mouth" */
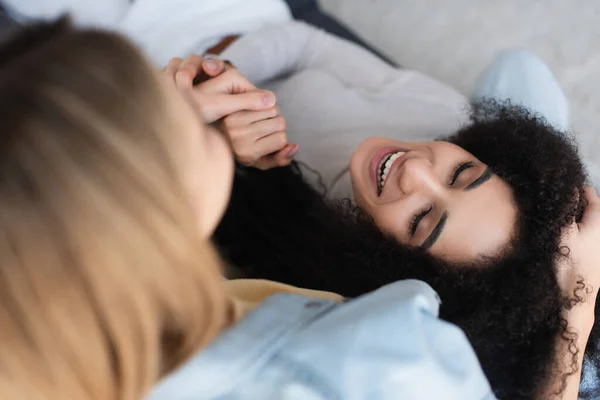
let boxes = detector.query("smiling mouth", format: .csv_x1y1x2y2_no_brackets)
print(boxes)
377,151,406,195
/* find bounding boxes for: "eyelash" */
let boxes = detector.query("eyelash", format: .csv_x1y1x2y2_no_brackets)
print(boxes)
409,161,474,237
449,161,474,185
409,205,432,237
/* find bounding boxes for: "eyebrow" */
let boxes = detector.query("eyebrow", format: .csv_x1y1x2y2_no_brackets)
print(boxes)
421,211,448,250
465,167,492,190
420,167,493,249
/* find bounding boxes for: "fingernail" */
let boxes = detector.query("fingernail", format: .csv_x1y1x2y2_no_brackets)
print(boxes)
204,60,218,71
263,92,276,107
286,144,300,158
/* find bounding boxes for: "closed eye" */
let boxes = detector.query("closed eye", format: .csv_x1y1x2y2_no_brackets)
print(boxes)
449,161,474,185
409,205,432,237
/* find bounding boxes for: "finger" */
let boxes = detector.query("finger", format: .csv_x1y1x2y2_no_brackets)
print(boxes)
202,58,228,77
200,91,277,124
163,57,183,77
255,155,287,170
254,131,288,157
224,107,279,128
272,144,300,166
192,58,230,85
240,115,286,141
196,68,257,94
175,54,205,89
255,144,299,170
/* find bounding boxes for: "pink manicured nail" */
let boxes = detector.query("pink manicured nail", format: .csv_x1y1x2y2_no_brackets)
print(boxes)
286,144,300,158
263,92,276,107
204,60,218,71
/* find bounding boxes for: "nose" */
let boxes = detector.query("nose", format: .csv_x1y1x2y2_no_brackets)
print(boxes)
396,157,444,196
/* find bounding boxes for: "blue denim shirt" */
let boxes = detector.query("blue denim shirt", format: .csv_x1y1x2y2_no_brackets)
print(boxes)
579,343,600,399
148,280,496,400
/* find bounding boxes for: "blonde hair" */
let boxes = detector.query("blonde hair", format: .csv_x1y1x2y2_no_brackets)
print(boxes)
0,19,227,400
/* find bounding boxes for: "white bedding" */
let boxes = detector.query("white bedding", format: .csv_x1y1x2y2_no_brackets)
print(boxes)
3,0,292,66
321,0,600,187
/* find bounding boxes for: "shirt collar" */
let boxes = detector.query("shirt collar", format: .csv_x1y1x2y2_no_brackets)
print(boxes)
147,293,337,399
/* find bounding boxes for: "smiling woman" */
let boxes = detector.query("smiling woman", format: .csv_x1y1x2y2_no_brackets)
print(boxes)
214,102,595,399
350,137,514,259
217,20,585,267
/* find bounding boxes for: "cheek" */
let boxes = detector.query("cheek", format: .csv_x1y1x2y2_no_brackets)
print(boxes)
208,129,234,175
430,142,474,163
369,205,410,242
181,123,234,236
199,129,234,193
191,143,234,236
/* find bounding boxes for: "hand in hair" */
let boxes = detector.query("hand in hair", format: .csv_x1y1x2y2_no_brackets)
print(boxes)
544,186,600,399
558,186,600,303
192,57,299,170
162,54,277,124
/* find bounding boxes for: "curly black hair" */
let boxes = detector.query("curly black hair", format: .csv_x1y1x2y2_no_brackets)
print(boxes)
214,103,596,399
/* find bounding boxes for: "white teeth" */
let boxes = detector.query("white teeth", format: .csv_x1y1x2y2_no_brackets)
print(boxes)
379,151,406,191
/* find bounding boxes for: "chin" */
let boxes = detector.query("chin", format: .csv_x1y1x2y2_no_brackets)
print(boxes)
348,150,363,184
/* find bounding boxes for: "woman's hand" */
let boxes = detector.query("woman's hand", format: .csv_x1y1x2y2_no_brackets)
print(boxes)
218,105,299,170
544,186,600,399
171,55,298,170
162,54,274,124
559,186,600,303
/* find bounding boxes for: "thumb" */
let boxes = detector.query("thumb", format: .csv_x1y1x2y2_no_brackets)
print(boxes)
200,91,276,124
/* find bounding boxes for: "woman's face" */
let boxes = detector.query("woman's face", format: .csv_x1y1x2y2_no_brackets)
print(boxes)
159,73,234,237
350,137,516,261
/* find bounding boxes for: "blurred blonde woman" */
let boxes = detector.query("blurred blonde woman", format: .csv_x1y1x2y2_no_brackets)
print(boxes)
0,18,597,400
0,17,237,400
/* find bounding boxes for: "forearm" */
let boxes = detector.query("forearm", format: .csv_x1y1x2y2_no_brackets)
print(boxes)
221,20,397,88
561,300,595,400
538,294,596,399
221,21,317,85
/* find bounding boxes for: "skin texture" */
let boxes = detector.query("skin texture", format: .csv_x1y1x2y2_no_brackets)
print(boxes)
182,57,299,170
161,54,291,237
350,137,515,261
158,69,234,237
